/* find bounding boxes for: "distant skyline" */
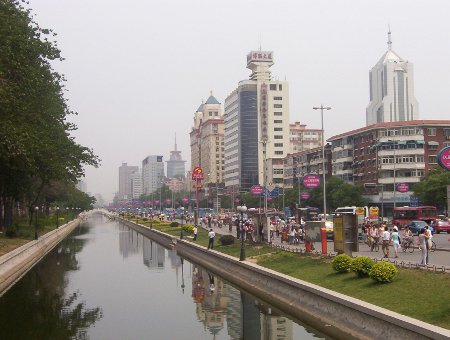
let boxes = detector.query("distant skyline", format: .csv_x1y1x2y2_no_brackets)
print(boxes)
29,0,450,201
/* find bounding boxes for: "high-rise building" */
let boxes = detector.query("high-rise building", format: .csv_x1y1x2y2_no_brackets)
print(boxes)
289,121,323,153
142,155,164,195
224,50,290,191
190,92,224,185
118,163,139,200
366,29,419,125
130,170,143,199
166,134,186,178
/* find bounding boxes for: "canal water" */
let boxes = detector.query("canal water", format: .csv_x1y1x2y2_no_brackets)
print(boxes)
0,215,331,339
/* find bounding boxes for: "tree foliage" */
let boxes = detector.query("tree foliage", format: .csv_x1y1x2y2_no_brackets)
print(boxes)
0,1,99,228
413,169,450,211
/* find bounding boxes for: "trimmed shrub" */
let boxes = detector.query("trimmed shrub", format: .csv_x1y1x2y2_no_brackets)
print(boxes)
170,221,180,227
331,254,353,273
369,262,398,283
182,225,194,233
142,217,148,221
351,256,375,277
219,235,235,246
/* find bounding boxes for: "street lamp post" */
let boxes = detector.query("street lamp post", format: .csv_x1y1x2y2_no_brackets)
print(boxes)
313,105,332,220
34,206,39,240
181,207,185,228
56,206,60,228
237,203,247,261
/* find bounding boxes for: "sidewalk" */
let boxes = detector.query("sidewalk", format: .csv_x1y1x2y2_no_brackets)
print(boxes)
196,219,450,271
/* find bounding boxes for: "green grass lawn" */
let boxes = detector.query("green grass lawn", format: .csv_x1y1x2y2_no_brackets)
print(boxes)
130,217,450,329
0,215,73,256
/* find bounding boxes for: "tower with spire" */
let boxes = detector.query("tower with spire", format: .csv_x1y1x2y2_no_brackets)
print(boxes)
366,28,419,125
166,134,186,178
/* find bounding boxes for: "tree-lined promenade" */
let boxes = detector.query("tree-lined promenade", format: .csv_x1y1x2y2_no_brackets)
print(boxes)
0,1,98,236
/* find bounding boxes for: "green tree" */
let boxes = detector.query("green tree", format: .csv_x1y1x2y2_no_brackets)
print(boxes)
413,169,450,211
307,176,367,212
0,1,99,229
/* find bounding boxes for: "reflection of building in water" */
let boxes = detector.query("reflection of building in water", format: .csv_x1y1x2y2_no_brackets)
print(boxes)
118,228,140,258
241,292,261,340
257,302,293,340
191,266,227,337
226,284,242,339
142,238,165,270
167,249,181,268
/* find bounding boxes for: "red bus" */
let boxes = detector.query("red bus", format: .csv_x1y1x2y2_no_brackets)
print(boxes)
392,206,437,227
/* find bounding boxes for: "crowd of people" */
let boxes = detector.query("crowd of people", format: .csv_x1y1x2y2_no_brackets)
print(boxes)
363,222,433,264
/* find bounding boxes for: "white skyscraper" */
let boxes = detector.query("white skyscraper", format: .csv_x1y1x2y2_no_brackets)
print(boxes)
118,163,138,200
224,51,290,191
366,29,419,126
142,155,164,195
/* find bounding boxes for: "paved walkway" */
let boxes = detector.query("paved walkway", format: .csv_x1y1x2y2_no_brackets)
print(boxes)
196,219,450,271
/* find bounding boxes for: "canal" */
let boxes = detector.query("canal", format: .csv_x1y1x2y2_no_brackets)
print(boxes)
0,214,331,339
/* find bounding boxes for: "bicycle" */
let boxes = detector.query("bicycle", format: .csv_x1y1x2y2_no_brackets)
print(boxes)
429,240,437,252
370,237,379,252
401,237,414,253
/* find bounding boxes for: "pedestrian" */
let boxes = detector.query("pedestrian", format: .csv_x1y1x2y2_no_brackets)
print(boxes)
418,228,428,265
391,226,400,258
193,225,198,241
381,226,391,258
207,228,215,250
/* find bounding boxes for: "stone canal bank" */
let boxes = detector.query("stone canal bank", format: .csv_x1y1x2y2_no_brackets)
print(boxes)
0,217,83,296
116,213,450,340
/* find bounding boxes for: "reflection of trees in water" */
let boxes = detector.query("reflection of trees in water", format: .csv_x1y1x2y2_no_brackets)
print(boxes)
0,223,103,339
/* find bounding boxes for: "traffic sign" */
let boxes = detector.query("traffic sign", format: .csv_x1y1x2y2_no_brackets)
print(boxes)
192,166,204,181
270,188,279,197
250,185,264,195
267,181,274,192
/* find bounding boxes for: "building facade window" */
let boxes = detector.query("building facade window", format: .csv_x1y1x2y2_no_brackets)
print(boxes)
275,151,284,155
274,120,282,123
428,155,437,163
274,127,283,131
270,84,277,91
274,135,283,139
274,112,282,116
274,104,282,108
273,96,282,100
427,128,436,136
274,143,283,147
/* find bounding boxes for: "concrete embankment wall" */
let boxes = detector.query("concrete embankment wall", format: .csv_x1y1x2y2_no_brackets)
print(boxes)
116,215,450,340
0,218,81,297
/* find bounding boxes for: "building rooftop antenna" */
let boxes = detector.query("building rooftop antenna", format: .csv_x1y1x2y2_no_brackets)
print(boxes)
387,25,392,50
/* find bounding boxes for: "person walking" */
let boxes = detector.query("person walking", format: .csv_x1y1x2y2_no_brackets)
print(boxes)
381,226,391,258
391,226,400,258
418,228,428,265
207,228,215,250
193,225,198,241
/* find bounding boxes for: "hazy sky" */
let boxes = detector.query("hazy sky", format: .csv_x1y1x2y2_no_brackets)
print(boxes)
29,0,450,201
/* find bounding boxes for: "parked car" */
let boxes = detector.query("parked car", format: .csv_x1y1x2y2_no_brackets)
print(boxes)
407,221,434,235
433,220,450,234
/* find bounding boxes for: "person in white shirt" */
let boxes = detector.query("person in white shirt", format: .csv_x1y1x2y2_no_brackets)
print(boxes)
193,225,198,241
207,229,215,250
381,226,391,258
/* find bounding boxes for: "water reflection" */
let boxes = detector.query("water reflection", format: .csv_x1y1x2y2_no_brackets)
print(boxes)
114,223,325,339
0,217,326,339
191,266,301,340
0,220,103,340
